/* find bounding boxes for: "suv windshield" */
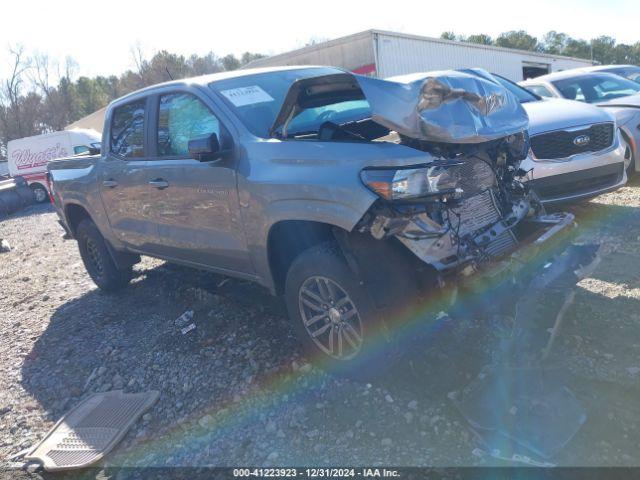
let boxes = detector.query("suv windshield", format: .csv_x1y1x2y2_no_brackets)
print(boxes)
491,74,539,103
603,66,640,84
552,73,640,103
210,67,345,138
459,69,539,104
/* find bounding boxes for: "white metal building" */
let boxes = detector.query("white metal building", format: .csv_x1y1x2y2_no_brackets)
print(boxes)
66,106,106,133
245,30,593,81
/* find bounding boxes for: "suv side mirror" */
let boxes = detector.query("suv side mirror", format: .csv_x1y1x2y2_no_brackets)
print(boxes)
188,133,221,162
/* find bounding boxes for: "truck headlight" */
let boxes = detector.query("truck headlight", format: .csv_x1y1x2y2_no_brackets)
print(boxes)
361,163,463,201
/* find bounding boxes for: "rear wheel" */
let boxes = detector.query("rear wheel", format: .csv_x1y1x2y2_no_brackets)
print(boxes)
30,183,48,203
76,219,132,291
284,242,403,378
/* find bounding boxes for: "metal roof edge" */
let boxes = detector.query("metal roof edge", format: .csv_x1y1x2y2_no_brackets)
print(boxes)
242,30,375,69
369,29,594,64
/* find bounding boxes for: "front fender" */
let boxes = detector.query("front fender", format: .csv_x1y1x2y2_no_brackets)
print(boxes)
263,198,372,233
249,198,374,291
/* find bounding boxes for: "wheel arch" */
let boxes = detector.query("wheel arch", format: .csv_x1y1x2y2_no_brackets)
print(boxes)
266,220,341,295
265,217,439,300
64,202,93,237
67,202,140,270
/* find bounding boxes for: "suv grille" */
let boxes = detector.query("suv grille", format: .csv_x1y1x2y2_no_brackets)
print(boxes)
530,123,614,160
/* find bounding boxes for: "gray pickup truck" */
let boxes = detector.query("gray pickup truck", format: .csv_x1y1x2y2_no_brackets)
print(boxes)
48,66,577,374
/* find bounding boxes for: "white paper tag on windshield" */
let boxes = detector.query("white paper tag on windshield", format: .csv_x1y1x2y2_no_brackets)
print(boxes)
220,85,274,107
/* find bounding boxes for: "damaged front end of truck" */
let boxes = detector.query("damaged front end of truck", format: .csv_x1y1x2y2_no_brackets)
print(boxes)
272,69,576,279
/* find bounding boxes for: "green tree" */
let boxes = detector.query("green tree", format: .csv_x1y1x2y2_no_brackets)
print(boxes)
221,54,241,71
440,31,458,41
614,43,633,64
591,36,617,64
496,30,539,52
564,38,591,59
630,42,640,65
466,34,493,45
542,31,569,55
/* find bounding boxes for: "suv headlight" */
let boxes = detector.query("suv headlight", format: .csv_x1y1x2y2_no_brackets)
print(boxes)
361,163,463,201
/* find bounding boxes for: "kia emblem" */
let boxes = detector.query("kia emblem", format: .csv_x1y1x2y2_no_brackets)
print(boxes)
573,134,591,147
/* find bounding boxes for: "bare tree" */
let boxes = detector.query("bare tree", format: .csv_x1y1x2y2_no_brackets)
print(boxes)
1,45,32,137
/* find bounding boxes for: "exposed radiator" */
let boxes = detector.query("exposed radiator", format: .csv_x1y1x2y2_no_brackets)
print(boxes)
455,157,497,197
449,189,517,257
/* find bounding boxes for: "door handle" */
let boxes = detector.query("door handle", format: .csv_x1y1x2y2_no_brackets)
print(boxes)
102,179,118,188
148,179,169,189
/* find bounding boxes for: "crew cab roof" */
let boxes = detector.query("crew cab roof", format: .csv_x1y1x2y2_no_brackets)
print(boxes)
107,66,344,108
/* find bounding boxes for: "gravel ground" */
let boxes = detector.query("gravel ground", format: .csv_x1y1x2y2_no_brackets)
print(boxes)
1,180,640,472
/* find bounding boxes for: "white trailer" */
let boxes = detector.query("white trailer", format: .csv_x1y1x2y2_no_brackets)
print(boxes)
7,129,101,202
245,29,593,82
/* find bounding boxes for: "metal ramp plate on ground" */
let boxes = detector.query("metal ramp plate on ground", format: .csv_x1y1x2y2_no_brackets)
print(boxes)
25,390,159,471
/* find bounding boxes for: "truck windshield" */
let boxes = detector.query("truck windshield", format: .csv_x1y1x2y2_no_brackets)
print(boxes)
210,67,344,138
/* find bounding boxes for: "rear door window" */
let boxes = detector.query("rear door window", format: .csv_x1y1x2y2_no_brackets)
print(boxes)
110,100,146,158
157,93,220,157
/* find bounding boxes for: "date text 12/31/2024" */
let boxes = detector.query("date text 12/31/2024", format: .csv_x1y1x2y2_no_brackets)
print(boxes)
233,468,400,478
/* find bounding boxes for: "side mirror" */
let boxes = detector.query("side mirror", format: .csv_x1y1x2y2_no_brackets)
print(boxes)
188,133,221,162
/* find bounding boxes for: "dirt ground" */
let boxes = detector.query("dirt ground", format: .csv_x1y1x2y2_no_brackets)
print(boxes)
1,180,639,471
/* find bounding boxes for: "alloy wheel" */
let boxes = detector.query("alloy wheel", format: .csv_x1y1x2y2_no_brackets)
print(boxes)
298,276,363,360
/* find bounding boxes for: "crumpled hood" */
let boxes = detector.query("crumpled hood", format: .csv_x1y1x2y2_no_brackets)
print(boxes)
358,70,529,143
523,98,615,136
271,69,529,144
596,92,640,108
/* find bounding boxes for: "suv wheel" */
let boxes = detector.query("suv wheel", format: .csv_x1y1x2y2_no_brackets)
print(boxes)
30,184,48,203
76,219,132,291
622,135,636,176
284,242,399,377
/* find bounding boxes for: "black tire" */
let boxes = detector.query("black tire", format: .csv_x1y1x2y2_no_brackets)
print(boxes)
30,183,48,203
284,242,403,378
76,219,132,292
622,134,636,178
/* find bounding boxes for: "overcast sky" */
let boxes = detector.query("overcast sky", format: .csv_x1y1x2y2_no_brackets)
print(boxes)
1,0,639,80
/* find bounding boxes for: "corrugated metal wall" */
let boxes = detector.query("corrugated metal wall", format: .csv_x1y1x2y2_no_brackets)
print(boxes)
245,30,593,82
375,32,592,81
246,31,375,73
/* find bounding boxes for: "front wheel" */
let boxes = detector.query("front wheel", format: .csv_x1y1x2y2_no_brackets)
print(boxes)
284,243,400,378
622,135,636,177
76,219,132,292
